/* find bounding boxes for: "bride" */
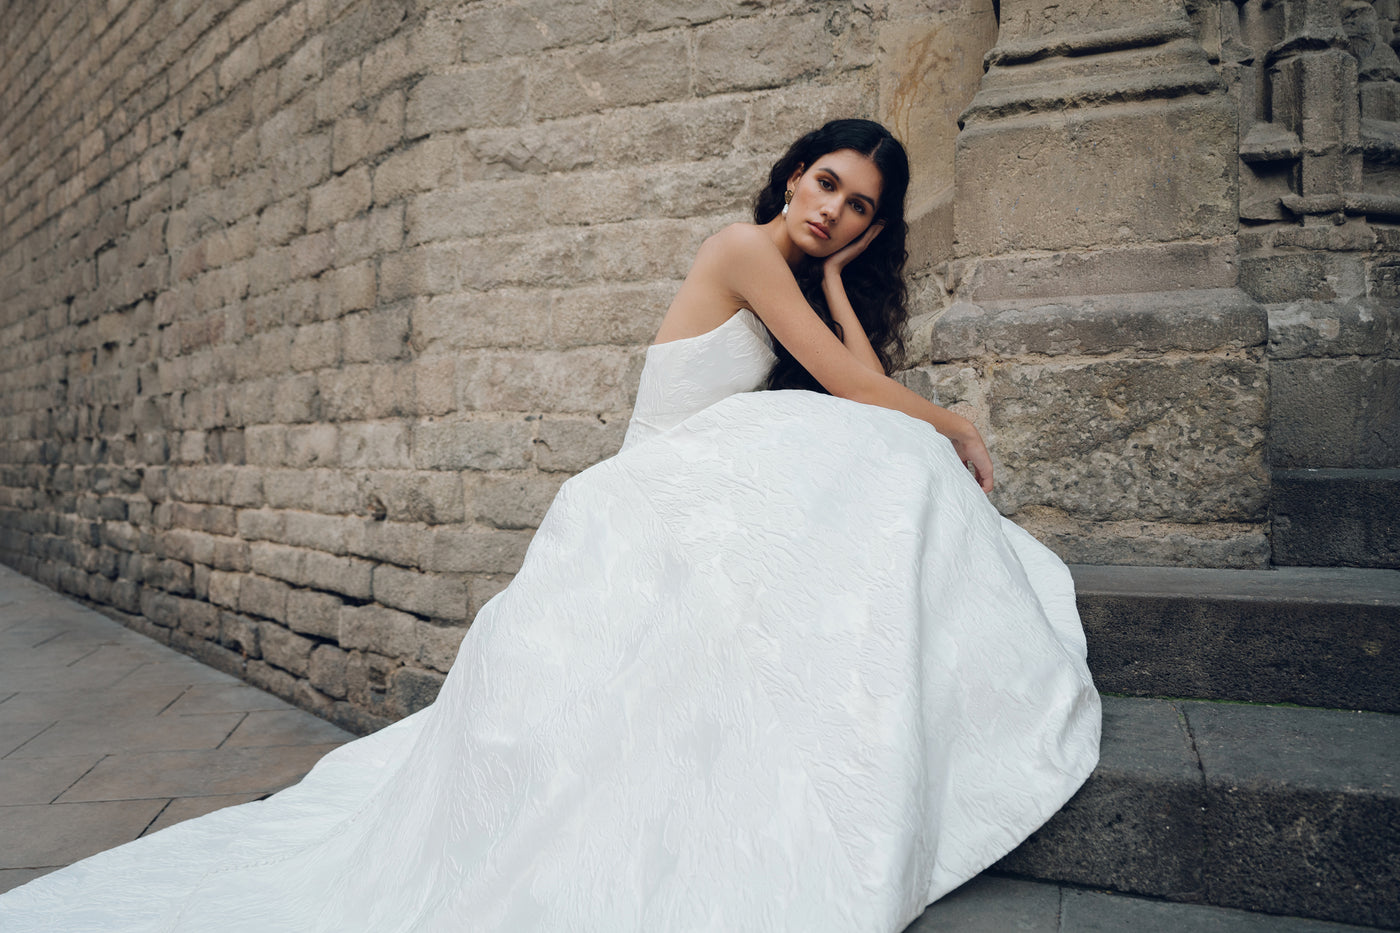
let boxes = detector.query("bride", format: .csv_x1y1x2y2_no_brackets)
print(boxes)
0,119,1100,932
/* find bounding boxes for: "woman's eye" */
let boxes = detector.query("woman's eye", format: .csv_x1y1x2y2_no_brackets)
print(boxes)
818,178,833,190
851,202,865,214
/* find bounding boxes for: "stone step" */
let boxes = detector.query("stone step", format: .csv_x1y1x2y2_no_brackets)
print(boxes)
1071,564,1400,713
1272,469,1400,570
996,696,1400,930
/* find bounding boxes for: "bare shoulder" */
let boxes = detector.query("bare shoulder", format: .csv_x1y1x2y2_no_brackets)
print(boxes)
696,223,785,275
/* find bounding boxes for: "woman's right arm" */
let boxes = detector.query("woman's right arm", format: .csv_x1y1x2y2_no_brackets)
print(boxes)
705,226,994,492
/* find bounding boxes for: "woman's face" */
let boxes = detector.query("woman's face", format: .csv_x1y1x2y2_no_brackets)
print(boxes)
784,149,883,258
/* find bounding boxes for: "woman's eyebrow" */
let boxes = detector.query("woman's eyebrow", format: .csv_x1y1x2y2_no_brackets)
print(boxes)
815,166,878,209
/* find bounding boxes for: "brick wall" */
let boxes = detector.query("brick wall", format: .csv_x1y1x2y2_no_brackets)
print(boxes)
0,0,926,732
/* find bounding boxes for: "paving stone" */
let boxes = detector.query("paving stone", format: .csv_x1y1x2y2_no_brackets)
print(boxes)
113,656,242,687
6,711,242,759
0,685,186,724
140,793,265,836
221,709,352,748
0,721,53,757
0,756,103,806
0,800,166,869
56,744,346,802
160,682,296,716
1060,886,1383,932
905,875,1059,931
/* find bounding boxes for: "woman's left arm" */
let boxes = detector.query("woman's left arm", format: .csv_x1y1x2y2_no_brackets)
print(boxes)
823,222,886,375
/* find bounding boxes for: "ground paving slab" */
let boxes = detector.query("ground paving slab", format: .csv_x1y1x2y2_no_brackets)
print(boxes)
0,563,1393,931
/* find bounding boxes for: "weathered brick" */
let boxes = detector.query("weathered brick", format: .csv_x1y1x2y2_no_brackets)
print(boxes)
239,573,291,620
375,136,456,203
416,620,466,672
260,621,314,676
530,33,689,120
307,165,371,232
411,290,551,355
469,470,566,530
309,643,349,697
405,65,526,136
339,602,418,656
456,347,640,412
421,525,532,575
372,563,469,621
410,417,535,471
287,587,343,638
331,91,403,173
341,307,410,363
695,13,834,95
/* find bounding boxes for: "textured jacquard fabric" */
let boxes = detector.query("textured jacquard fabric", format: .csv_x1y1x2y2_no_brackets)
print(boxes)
0,310,1100,932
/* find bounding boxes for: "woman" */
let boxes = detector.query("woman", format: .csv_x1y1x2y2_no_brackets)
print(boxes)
0,120,1099,932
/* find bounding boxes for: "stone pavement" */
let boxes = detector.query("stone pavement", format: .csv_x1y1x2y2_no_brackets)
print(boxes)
0,562,1388,931
0,563,352,895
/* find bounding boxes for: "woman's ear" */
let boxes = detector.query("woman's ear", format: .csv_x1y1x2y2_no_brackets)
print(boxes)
786,163,805,190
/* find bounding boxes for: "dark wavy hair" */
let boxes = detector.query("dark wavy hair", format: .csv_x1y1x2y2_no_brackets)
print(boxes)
753,119,911,392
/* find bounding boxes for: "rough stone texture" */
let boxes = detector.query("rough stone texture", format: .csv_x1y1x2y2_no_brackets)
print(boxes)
1072,564,1400,712
1272,469,1400,569
1,0,1397,725
998,696,1400,929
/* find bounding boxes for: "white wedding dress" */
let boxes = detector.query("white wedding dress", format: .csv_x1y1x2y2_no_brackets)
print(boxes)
0,309,1100,933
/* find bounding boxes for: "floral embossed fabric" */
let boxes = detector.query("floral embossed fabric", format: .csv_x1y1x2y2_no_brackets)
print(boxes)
0,310,1100,932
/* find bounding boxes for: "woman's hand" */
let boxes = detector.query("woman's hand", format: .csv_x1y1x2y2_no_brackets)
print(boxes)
943,413,994,493
823,221,884,278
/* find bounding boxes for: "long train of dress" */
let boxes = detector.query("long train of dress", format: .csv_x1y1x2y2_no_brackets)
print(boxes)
0,309,1100,932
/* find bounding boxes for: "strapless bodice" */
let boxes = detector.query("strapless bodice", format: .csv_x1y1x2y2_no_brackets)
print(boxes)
621,309,777,452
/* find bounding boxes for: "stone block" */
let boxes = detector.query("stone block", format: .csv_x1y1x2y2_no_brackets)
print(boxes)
307,165,371,232
416,620,467,673
956,97,1237,255
340,308,410,363
532,415,627,471
339,603,418,658
379,244,458,301
277,34,323,104
258,621,314,676
309,643,349,699
286,587,343,638
1272,469,1400,569
420,526,533,575
339,421,410,469
410,417,535,471
694,13,835,96
331,91,403,174
1240,252,1369,303
405,66,526,136
389,666,444,717
997,698,1205,898
239,574,291,621
372,138,457,205
549,282,672,349
923,290,1265,363
458,0,611,63
372,564,469,621
968,356,1268,523
283,425,338,469
530,33,690,120
953,241,1239,303
468,471,566,530
406,180,542,244
465,118,598,177
1270,358,1400,468
301,550,374,600
352,521,419,569
1267,299,1400,360
456,347,640,413
1189,702,1400,928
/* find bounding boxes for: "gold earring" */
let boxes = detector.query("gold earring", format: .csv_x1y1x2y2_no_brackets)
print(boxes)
782,188,793,215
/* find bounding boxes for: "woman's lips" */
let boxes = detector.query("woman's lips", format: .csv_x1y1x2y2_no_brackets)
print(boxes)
807,221,830,240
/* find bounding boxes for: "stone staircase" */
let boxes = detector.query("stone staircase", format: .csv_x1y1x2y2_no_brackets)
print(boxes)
993,564,1400,930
